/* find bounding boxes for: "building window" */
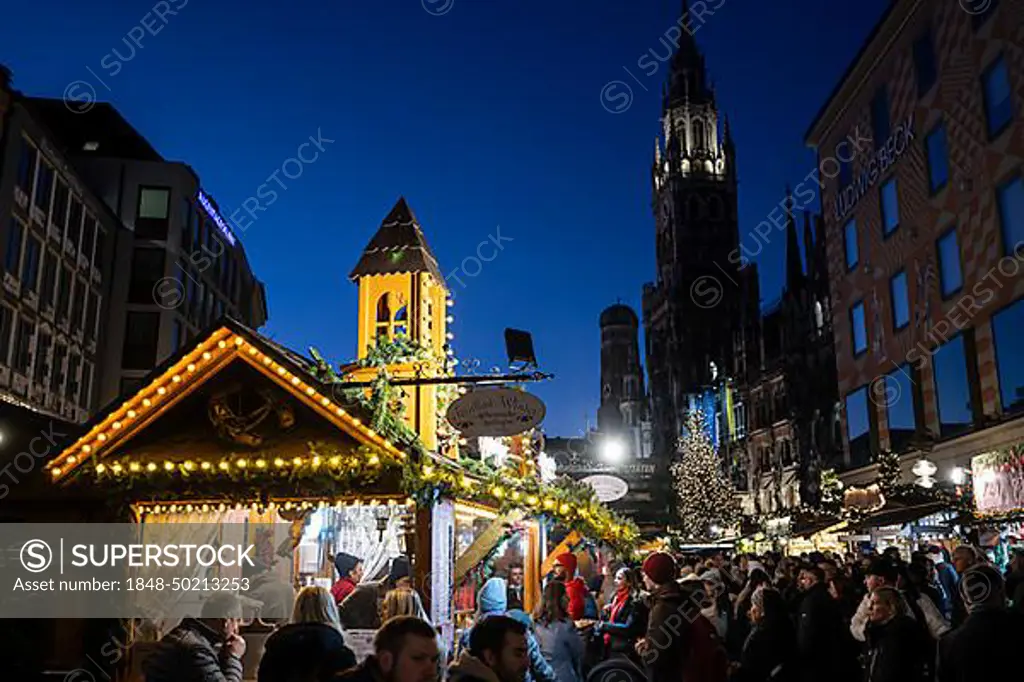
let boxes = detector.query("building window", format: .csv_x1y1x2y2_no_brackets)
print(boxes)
890,270,910,330
871,86,891,149
12,317,34,374
85,291,99,340
850,301,867,356
844,219,859,270
997,175,1024,257
937,229,963,298
136,187,171,240
880,178,900,235
846,386,870,466
992,297,1024,414
81,216,96,263
41,251,57,308
884,365,916,452
82,361,94,409
181,198,193,252
21,235,41,294
17,138,37,194
52,180,69,229
933,334,973,435
5,218,24,275
33,332,51,385
68,353,81,404
926,124,949,194
972,0,999,29
67,198,83,250
57,266,73,323
128,249,166,304
913,29,938,95
0,306,12,366
72,279,87,330
34,162,54,213
982,56,1013,138
93,228,106,274
50,342,66,393
375,294,392,339
122,311,161,370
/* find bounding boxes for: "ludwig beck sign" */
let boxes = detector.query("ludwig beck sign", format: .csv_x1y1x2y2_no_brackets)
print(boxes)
446,388,545,437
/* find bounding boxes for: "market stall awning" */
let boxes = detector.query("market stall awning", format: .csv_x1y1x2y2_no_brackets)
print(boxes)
792,517,847,539
850,501,950,532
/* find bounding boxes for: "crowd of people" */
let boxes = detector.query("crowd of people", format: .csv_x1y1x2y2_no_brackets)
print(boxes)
139,544,1024,682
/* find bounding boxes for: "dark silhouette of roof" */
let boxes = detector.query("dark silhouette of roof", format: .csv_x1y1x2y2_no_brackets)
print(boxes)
349,197,444,283
600,303,639,328
22,98,163,161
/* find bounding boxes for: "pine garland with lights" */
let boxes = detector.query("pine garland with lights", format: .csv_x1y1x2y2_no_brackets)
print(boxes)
876,451,902,497
819,468,842,516
671,410,739,541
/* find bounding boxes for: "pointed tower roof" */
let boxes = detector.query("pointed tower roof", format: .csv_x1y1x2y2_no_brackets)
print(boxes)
664,0,714,109
349,197,445,283
784,187,805,290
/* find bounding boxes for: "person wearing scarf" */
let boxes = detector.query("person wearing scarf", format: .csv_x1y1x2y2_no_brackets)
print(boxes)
594,567,648,661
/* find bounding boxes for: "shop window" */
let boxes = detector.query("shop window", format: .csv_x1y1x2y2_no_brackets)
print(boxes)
890,270,909,331
926,124,949,194
992,297,1024,414
933,334,973,436
881,178,900,235
937,229,963,298
997,175,1024,258
982,56,1013,138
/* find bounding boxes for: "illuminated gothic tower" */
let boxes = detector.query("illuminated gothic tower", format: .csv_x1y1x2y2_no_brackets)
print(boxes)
642,0,742,460
349,197,450,451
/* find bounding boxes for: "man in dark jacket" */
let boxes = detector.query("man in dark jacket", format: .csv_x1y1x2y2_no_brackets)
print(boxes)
636,552,690,682
338,615,440,682
795,566,857,682
257,619,356,682
938,564,1024,682
143,593,246,682
449,615,529,682
863,587,928,682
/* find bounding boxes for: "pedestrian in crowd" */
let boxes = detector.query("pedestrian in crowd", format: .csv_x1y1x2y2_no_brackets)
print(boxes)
143,592,246,682
635,551,689,682
949,545,984,627
851,559,949,642
331,553,363,606
257,586,357,682
246,558,297,624
926,546,958,618
730,586,795,682
795,565,857,682
337,616,440,682
695,570,729,640
531,581,584,682
460,577,556,682
390,556,413,591
862,587,929,682
449,615,530,682
593,567,648,662
506,564,525,611
729,567,771,658
338,580,383,631
383,586,430,622
676,580,729,682
1003,550,1024,604
551,553,589,621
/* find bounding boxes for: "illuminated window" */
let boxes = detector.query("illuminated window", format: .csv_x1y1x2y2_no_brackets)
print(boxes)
375,294,392,339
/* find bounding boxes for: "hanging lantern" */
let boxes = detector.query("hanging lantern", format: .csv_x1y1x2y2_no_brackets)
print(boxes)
912,457,938,488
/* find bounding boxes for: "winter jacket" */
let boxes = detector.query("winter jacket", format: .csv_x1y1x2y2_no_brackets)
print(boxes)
533,619,584,682
863,616,929,682
731,616,796,682
681,614,728,682
142,618,243,682
335,655,385,682
563,577,589,621
458,595,556,682
338,583,382,630
331,577,358,606
257,622,357,682
851,591,950,642
640,581,691,682
937,607,1024,682
448,652,501,682
598,593,649,658
796,584,857,682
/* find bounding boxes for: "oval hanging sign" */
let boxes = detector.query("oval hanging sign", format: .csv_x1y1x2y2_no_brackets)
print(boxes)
446,388,546,437
581,474,629,503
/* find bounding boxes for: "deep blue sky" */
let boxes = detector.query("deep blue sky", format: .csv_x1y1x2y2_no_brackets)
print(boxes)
3,0,889,436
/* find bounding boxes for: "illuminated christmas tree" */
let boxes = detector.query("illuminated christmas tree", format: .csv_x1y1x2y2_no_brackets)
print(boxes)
671,410,739,540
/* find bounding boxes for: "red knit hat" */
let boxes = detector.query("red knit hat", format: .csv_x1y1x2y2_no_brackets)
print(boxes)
555,552,578,575
642,552,677,585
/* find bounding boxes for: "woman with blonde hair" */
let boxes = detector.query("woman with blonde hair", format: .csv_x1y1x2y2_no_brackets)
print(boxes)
382,587,429,622
258,586,357,682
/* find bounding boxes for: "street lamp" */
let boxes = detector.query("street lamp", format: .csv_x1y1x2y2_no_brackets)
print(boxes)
599,437,625,464
950,467,967,485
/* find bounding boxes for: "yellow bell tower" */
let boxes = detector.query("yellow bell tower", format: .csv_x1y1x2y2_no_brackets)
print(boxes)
348,198,450,452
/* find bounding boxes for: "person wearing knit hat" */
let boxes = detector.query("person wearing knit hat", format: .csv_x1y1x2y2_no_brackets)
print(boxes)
330,552,363,606
635,552,688,682
388,555,412,590
552,553,589,621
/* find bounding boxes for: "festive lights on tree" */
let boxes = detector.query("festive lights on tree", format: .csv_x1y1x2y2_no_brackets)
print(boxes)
671,410,739,541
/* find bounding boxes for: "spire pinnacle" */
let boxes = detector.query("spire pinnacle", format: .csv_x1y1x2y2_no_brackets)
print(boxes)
785,187,804,290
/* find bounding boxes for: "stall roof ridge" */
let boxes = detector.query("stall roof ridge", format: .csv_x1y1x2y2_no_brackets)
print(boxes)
46,317,408,481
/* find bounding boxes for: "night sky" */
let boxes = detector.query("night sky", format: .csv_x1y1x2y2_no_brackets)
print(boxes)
2,0,890,437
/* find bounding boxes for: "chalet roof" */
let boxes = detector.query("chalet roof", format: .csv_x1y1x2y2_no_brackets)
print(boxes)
349,197,445,284
46,317,408,482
